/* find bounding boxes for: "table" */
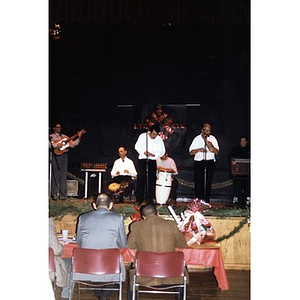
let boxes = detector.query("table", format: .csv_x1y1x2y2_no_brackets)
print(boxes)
62,243,229,291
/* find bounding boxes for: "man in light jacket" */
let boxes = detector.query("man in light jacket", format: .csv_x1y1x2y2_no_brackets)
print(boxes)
76,193,127,300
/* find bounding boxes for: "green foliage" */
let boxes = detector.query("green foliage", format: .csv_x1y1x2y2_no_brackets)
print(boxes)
49,199,93,220
215,217,249,243
203,206,250,218
49,199,250,242
158,205,187,216
49,199,250,220
111,205,136,218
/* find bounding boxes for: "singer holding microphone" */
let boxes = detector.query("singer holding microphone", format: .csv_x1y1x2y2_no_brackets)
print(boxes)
189,122,219,202
134,124,165,204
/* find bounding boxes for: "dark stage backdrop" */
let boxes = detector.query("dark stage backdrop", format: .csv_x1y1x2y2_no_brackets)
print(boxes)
49,3,250,199
49,0,249,26
133,104,187,149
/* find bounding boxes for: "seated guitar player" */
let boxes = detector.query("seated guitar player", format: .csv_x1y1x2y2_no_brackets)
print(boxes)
104,146,137,203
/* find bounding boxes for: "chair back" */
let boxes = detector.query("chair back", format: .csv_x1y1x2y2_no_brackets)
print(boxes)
135,251,185,278
49,247,55,273
72,248,120,275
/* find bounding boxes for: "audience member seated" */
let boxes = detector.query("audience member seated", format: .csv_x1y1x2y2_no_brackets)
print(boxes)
127,204,188,300
49,217,72,300
76,193,127,300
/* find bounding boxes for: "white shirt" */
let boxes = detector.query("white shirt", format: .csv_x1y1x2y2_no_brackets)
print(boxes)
135,132,165,160
110,157,137,178
189,134,219,162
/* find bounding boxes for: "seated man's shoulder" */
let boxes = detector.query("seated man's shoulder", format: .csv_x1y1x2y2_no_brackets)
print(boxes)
79,209,96,219
110,210,124,220
164,218,178,226
161,218,181,230
150,216,176,228
130,218,147,231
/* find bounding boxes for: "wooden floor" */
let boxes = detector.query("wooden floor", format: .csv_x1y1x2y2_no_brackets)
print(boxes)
55,269,250,300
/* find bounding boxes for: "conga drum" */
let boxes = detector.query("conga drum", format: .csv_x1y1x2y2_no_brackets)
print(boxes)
155,171,172,204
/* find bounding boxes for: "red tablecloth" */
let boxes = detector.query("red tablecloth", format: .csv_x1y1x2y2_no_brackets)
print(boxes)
62,243,229,291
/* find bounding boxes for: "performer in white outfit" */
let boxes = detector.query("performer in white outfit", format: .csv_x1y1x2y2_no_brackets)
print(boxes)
135,124,165,204
104,147,137,202
189,122,219,202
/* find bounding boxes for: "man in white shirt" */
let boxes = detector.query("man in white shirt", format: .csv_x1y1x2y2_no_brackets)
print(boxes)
135,124,165,204
111,147,137,178
104,147,137,202
189,123,219,202
156,151,179,202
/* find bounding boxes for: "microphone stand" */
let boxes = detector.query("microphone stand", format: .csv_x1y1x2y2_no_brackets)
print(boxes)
203,135,208,201
145,129,149,203
49,137,53,198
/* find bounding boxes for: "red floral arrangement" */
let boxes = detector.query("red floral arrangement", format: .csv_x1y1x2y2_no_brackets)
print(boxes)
177,199,215,245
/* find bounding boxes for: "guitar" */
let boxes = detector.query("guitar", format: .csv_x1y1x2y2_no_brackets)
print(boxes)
108,181,130,195
52,129,86,156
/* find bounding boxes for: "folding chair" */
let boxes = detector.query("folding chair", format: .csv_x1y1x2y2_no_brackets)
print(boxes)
132,251,187,300
69,248,123,300
48,247,57,293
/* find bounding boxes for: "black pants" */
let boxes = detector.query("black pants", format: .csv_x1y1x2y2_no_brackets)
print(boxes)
233,176,250,205
94,283,118,299
169,177,178,201
136,159,157,204
194,160,216,202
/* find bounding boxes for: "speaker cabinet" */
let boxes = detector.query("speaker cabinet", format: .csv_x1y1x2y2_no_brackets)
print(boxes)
67,180,78,196
231,158,250,176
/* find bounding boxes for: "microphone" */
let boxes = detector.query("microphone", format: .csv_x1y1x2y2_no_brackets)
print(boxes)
204,135,208,140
